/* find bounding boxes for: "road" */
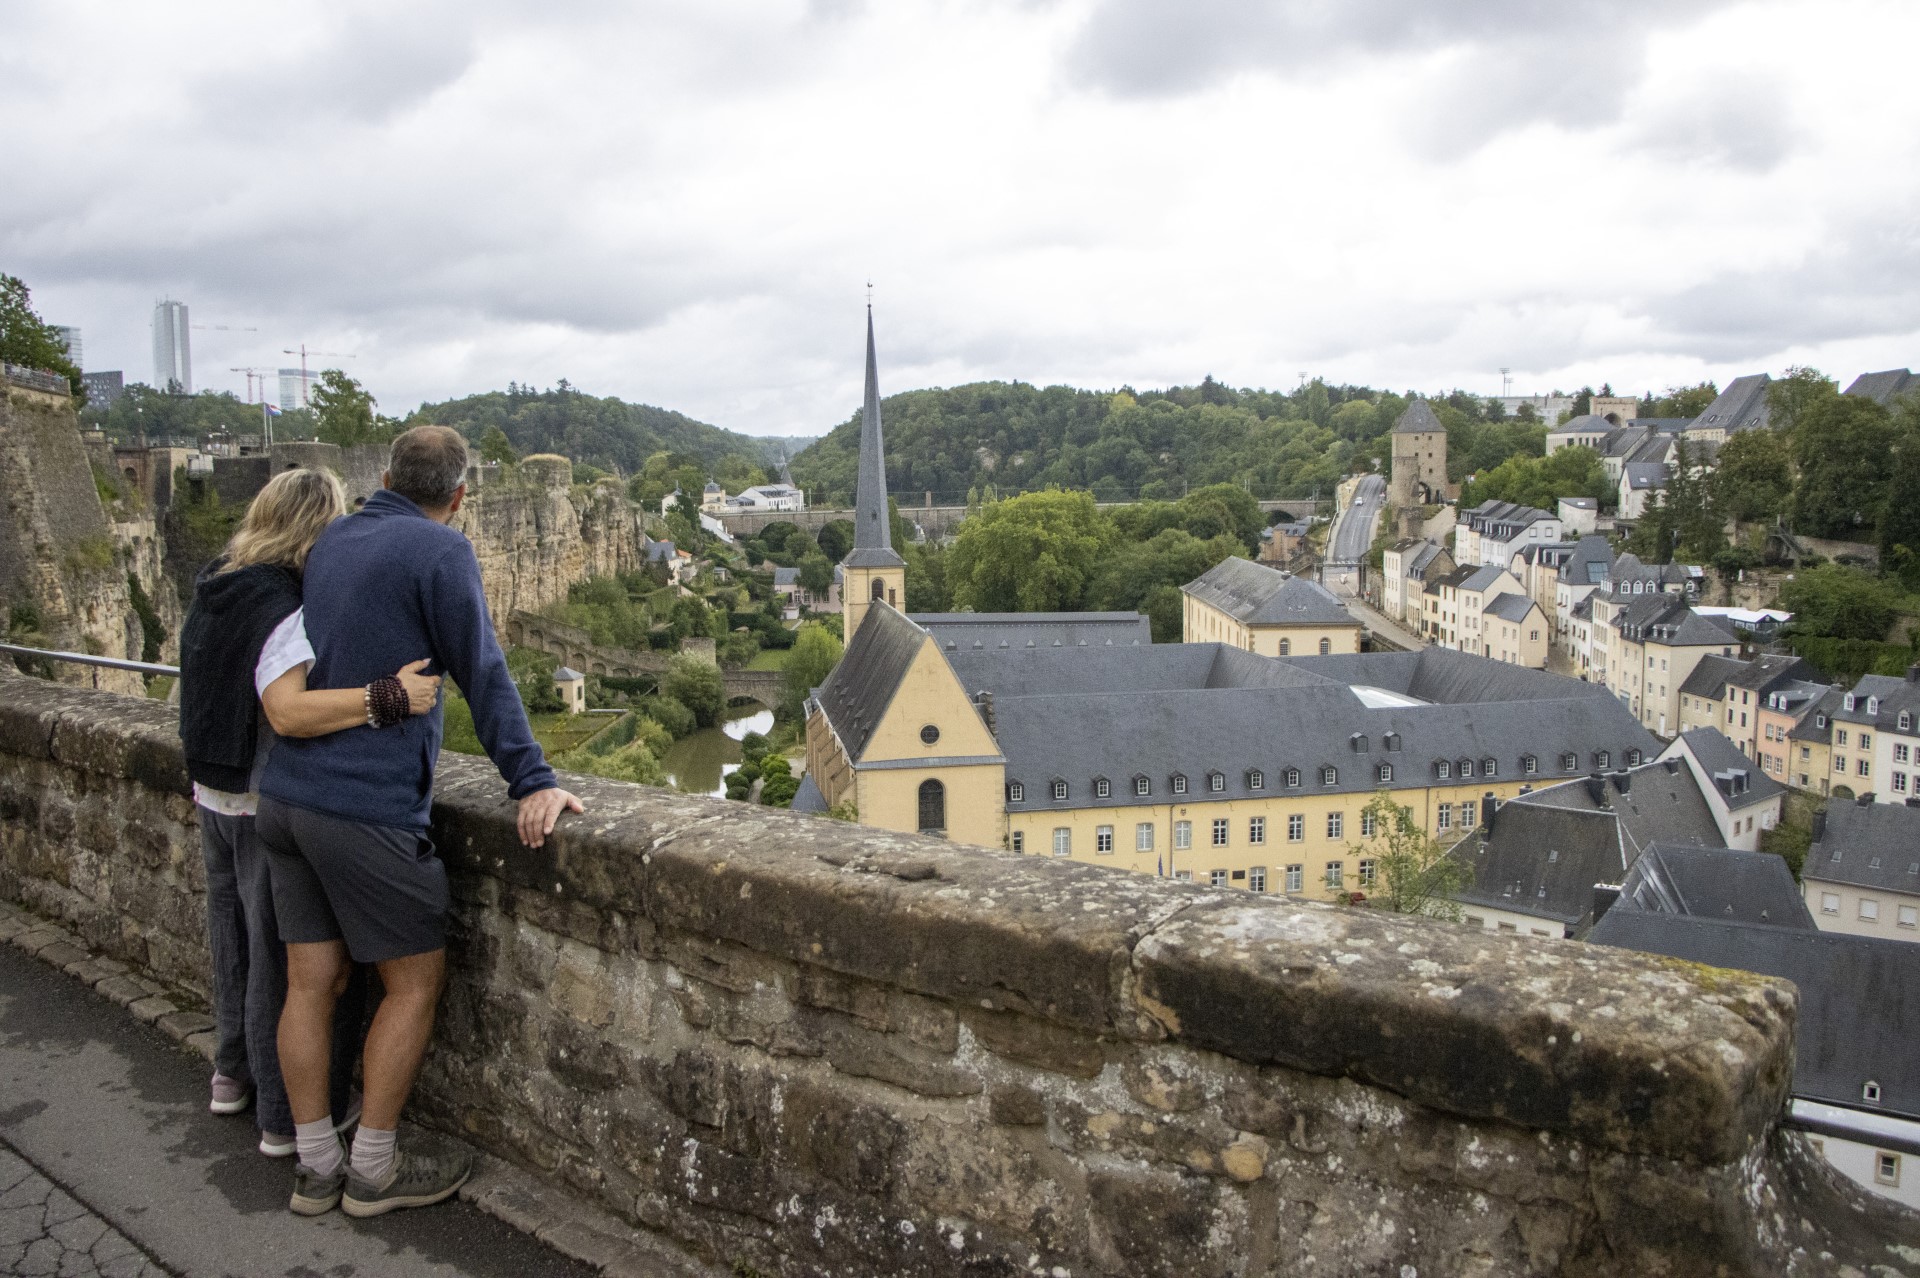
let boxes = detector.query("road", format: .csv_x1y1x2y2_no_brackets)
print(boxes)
1322,473,1385,597
0,942,597,1278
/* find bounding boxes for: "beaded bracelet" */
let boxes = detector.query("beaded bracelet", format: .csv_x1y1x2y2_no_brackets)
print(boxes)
364,676,410,728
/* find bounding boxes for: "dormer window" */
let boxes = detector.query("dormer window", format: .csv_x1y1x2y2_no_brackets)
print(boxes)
1902,712,1913,732
1171,774,1188,795
1522,755,1537,775
1482,758,1497,777
1349,734,1368,754
1561,753,1578,771
1435,761,1451,780
1247,770,1264,791
1051,779,1068,801
1816,714,1828,729
1868,697,1880,716
1007,781,1024,803
1626,748,1642,767
1458,759,1474,779
1865,1081,1883,1104
1377,763,1393,783
1321,766,1337,786
1094,777,1111,799
1594,751,1611,769
1284,767,1301,788
1208,772,1225,793
1384,732,1401,751
1133,775,1151,797
1845,694,1856,712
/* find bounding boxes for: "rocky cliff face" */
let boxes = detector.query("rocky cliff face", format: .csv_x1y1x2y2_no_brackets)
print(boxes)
0,384,146,693
454,455,652,631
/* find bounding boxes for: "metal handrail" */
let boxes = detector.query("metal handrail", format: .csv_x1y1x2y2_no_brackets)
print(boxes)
0,642,178,678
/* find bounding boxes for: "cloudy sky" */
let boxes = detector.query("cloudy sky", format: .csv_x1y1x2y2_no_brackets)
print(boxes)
5,0,1919,437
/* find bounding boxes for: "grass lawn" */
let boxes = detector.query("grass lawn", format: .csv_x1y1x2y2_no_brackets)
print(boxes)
444,694,603,757
746,648,790,671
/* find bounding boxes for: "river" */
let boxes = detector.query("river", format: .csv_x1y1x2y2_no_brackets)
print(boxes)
662,703,776,797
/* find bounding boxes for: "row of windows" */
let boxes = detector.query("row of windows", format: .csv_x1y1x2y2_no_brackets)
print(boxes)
1007,751,1636,804
1818,893,1920,928
1166,862,1379,891
1274,638,1335,656
1017,810,1386,855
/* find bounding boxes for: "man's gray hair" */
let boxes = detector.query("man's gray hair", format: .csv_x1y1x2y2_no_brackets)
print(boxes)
387,425,470,509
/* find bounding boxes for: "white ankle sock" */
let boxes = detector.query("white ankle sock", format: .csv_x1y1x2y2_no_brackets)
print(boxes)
351,1125,397,1182
294,1119,343,1175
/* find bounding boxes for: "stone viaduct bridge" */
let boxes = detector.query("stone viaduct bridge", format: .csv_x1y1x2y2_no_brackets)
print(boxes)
503,612,785,706
0,669,1908,1277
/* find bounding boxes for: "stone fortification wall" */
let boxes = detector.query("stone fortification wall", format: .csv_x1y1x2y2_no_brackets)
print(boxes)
0,386,145,693
455,461,651,631
1,673,1915,1277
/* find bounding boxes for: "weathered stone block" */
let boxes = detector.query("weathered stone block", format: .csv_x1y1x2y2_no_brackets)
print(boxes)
988,1084,1046,1127
1131,898,1794,1164
1088,1166,1240,1278
157,1010,215,1041
128,995,176,1023
964,1007,1105,1078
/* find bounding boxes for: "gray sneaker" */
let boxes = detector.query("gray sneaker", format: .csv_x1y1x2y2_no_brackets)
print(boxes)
289,1160,347,1216
341,1149,472,1218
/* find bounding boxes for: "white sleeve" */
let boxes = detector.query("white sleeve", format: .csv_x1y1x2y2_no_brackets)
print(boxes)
254,607,316,697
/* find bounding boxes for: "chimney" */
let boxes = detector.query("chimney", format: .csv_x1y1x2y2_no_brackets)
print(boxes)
1663,758,1681,774
1810,809,1827,843
1481,795,1499,834
1907,797,1920,810
1907,664,1920,684
1585,773,1609,807
1858,793,1875,807
1610,769,1632,795
972,690,996,734
1591,885,1620,923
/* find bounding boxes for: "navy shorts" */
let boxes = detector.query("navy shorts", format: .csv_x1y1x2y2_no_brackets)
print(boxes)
257,796,448,963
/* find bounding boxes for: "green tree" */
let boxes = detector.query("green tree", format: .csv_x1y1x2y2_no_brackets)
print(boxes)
1791,395,1895,538
479,425,517,465
1766,366,1838,437
662,654,725,727
947,488,1114,612
1347,792,1470,919
797,551,833,597
1712,429,1793,522
1880,406,1920,588
310,369,387,446
783,622,843,716
1458,445,1610,511
1779,564,1902,642
506,647,564,713
1142,584,1184,643
1643,382,1718,418
816,518,854,563
0,275,82,399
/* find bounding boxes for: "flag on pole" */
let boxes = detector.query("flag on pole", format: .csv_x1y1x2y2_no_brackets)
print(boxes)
262,401,282,417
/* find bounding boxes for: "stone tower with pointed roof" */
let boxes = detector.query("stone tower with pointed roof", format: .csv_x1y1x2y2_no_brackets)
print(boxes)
1389,398,1452,508
841,308,907,639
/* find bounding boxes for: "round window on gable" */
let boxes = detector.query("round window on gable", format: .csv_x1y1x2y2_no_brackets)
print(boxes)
920,724,940,746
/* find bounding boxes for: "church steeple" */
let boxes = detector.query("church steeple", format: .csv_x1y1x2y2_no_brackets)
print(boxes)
841,303,906,638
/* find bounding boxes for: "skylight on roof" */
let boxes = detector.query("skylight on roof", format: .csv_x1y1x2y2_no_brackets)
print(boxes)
1351,686,1427,709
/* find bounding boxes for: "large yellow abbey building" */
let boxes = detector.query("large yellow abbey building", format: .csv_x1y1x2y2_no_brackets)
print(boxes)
796,314,1661,902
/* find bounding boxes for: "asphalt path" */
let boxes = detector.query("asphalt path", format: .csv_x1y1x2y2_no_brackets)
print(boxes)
0,943,596,1278
1327,474,1386,565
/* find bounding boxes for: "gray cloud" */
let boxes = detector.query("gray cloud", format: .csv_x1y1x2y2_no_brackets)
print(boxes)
1627,77,1800,172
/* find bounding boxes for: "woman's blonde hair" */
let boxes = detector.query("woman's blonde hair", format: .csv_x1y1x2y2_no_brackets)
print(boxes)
218,467,348,576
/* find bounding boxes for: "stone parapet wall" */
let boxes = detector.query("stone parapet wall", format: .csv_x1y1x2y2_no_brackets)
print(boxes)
1,673,1915,1276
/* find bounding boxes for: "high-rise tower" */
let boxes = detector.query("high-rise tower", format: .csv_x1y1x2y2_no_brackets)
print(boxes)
840,308,906,639
152,300,192,393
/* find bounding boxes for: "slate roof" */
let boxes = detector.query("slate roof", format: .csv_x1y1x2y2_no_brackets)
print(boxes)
1833,671,1920,729
812,602,928,762
1678,727,1786,811
1559,497,1598,510
790,773,828,813
1181,557,1355,628
1845,369,1920,406
1560,536,1613,588
1484,592,1539,623
1457,565,1513,593
1599,428,1655,460
1454,802,1625,929
1615,597,1735,649
1681,654,1747,700
1805,798,1920,893
1548,414,1616,436
917,612,1152,651
1789,686,1843,744
772,566,800,587
849,309,905,568
1589,912,1920,1118
962,644,1656,816
1623,461,1669,491
1509,757,1725,859
553,666,584,682
1614,843,1814,928
1394,399,1445,434
1691,373,1772,433
1728,653,1819,693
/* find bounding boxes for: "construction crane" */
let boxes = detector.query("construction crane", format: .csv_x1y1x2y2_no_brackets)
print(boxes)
229,367,275,404
282,345,357,408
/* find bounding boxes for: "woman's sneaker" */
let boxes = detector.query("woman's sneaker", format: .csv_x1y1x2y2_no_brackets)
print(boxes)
209,1073,252,1115
259,1131,296,1158
341,1149,473,1218
289,1161,347,1216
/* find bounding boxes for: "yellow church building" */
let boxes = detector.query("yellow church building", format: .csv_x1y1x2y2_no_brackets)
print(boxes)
796,308,1661,902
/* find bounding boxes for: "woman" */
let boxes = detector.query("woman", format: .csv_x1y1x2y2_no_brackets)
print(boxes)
178,467,439,1156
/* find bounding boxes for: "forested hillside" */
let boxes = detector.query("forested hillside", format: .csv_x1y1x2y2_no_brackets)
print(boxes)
789,377,1552,507
409,381,790,475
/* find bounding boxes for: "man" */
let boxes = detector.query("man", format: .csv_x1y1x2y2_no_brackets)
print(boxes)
258,425,582,1218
